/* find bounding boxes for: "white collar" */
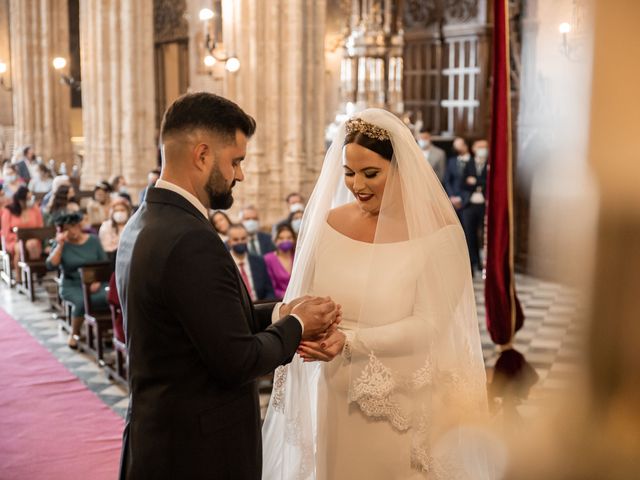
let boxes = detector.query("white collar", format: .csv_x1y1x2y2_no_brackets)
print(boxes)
155,179,208,219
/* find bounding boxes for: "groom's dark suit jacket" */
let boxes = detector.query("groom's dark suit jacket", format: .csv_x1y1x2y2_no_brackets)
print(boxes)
115,187,302,479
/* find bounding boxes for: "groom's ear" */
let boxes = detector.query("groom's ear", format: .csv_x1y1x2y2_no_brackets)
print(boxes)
192,143,211,172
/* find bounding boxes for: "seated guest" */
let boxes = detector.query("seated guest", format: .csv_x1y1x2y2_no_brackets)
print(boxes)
0,183,6,209
40,174,70,213
239,205,275,255
1,186,44,279
210,210,232,242
263,224,296,299
288,209,304,235
1,163,25,199
28,163,54,193
227,223,275,301
110,174,132,204
272,192,305,235
138,168,161,204
99,196,131,266
86,181,113,225
43,184,80,226
46,212,109,349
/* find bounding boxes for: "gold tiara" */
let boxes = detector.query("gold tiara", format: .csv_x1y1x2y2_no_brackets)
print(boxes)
345,118,391,141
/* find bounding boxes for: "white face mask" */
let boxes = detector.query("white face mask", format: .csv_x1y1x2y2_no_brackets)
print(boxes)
418,139,430,149
243,219,259,235
27,197,36,208
475,148,488,159
113,211,129,224
291,218,302,234
289,202,305,213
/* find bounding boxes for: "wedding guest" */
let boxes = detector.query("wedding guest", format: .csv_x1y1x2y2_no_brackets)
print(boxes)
99,196,131,265
444,136,472,217
462,139,489,273
417,127,446,183
273,192,305,235
1,163,24,199
110,174,132,204
239,205,275,255
40,175,70,214
227,223,275,301
28,164,54,193
86,181,113,225
138,168,161,204
43,184,80,226
288,209,304,235
1,186,44,278
210,210,232,242
46,212,109,349
263,223,296,299
13,145,35,183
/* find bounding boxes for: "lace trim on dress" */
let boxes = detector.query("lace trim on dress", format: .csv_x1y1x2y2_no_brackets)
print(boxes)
272,365,288,413
350,351,487,476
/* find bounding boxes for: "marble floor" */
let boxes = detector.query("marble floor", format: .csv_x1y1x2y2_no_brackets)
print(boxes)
0,272,587,421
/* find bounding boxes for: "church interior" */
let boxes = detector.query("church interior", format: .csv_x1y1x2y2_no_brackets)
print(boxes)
0,0,639,478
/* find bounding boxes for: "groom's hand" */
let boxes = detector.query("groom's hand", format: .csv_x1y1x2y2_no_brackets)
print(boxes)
279,295,312,319
297,329,346,362
291,296,340,340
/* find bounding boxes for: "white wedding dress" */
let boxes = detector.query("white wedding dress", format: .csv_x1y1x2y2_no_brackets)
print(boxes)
311,222,424,480
262,108,492,480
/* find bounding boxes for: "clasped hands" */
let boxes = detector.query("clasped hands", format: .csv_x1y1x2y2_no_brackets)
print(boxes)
280,295,346,363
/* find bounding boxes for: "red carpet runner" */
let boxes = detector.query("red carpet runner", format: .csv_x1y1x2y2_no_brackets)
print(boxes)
0,308,123,479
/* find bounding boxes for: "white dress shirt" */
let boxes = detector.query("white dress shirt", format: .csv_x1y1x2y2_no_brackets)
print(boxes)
155,179,209,219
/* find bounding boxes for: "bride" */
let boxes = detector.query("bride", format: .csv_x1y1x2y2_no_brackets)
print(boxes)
262,109,492,479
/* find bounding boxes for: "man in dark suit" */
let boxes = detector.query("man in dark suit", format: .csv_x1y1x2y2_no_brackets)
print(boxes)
115,93,341,479
461,139,489,273
239,205,275,255
227,223,276,301
444,136,472,218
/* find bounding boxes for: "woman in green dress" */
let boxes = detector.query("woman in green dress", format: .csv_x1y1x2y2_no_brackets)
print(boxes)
47,212,109,348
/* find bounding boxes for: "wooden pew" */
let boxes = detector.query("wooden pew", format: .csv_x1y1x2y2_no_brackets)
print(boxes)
15,226,56,301
0,235,13,287
79,262,113,366
104,273,127,387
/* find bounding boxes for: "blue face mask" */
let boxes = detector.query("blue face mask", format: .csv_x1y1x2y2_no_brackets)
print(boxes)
231,243,248,255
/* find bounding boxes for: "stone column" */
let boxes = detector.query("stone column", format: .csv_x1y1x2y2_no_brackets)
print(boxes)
0,0,13,160
9,0,73,165
222,0,326,224
80,0,156,197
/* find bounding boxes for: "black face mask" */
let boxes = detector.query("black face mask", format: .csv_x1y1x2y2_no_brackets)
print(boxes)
206,164,235,210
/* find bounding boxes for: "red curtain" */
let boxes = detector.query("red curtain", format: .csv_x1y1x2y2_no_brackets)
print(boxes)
485,0,524,346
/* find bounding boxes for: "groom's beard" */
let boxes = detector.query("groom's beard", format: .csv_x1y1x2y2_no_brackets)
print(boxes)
206,164,235,210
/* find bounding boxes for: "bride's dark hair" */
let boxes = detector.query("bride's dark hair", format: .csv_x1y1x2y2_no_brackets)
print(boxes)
343,131,394,161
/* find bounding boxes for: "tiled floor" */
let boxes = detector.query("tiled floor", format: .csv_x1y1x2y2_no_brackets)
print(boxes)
0,272,586,420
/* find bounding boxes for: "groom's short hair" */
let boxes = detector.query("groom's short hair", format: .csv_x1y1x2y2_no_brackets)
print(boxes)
160,92,256,144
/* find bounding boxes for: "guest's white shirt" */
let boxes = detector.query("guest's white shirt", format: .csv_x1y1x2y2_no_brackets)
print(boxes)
155,179,208,219
230,252,256,300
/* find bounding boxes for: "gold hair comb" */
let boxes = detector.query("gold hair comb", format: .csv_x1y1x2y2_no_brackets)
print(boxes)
345,118,391,141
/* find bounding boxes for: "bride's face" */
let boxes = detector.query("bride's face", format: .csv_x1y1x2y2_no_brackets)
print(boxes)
343,143,390,216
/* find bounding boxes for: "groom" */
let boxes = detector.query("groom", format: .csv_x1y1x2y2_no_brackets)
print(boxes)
116,92,340,479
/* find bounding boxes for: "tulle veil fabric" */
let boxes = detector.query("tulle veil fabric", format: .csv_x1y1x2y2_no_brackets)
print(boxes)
262,109,492,479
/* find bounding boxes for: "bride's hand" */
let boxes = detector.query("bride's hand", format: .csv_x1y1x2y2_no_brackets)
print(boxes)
297,329,346,362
